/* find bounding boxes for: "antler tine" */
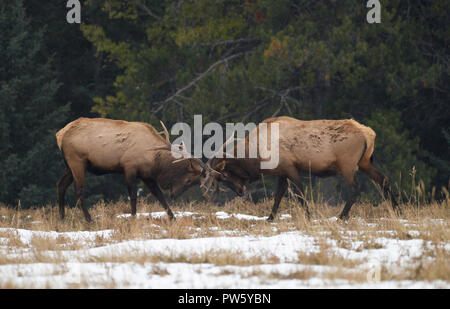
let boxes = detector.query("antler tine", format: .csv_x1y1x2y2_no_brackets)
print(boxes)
200,175,219,200
159,121,170,144
168,143,222,176
200,132,244,200
173,155,222,176
150,142,184,152
202,132,245,200
206,130,238,167
151,145,171,151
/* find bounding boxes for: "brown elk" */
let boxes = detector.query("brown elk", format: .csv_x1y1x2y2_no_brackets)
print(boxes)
56,117,211,222
202,116,398,220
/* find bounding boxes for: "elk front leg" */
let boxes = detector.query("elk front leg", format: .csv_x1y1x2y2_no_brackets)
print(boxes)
339,174,360,220
70,161,91,222
267,177,288,221
144,179,175,221
125,171,138,216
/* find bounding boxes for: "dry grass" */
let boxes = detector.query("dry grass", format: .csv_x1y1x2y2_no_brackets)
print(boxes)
82,249,280,266
1,196,448,245
240,268,318,282
0,194,448,287
380,245,450,282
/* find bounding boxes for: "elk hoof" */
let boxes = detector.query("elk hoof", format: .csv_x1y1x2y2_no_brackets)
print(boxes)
338,213,349,221
168,211,176,221
267,214,275,222
393,206,403,216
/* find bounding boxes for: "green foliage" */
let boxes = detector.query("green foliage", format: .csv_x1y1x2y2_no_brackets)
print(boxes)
1,0,448,206
79,0,447,199
0,0,68,207
365,109,436,196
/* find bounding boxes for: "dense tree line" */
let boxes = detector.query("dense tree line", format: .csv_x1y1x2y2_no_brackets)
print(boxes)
0,0,448,208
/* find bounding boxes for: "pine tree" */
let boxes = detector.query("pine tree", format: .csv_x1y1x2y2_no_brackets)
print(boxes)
0,0,69,207
81,0,444,199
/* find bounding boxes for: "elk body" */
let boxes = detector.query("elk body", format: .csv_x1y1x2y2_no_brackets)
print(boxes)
56,117,205,222
206,116,398,220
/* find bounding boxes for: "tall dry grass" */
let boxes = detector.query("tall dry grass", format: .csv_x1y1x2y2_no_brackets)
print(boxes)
0,190,448,287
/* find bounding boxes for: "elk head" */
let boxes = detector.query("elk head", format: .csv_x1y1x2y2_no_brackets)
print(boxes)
154,121,222,199
207,159,248,197
200,132,247,199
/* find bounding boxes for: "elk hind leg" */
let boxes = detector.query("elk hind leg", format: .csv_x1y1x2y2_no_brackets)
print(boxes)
267,177,288,221
57,168,73,219
359,161,399,211
70,161,91,222
339,170,359,220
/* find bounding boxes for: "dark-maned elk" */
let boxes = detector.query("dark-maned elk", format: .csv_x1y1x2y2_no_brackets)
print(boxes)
56,117,212,222
202,116,398,220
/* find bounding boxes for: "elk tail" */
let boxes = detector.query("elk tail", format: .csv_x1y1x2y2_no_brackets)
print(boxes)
358,140,368,166
59,147,68,167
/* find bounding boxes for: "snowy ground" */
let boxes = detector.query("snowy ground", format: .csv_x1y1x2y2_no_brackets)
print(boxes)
0,210,448,288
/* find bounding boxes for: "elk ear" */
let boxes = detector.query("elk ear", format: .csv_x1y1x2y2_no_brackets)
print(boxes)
187,159,196,172
188,159,204,175
215,160,226,171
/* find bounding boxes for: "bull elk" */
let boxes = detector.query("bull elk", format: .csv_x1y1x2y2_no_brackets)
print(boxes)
56,117,212,222
203,116,398,220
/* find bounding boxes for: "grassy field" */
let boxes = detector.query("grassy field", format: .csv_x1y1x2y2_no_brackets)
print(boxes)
0,196,448,288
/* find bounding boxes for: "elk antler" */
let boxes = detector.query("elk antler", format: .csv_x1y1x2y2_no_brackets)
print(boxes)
205,130,240,168
157,121,170,144
151,139,221,178
201,130,242,198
